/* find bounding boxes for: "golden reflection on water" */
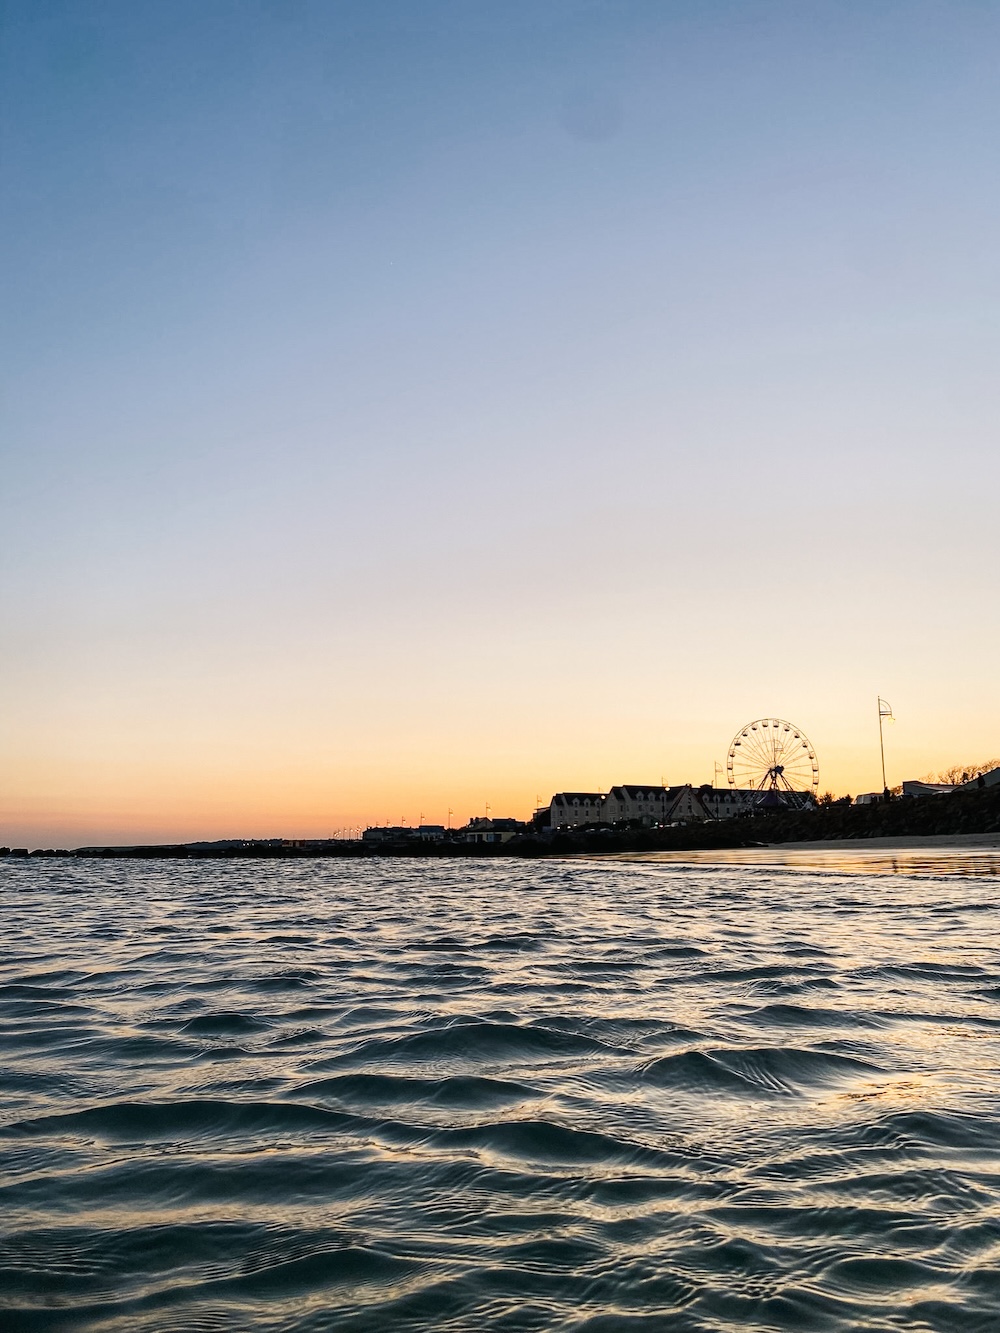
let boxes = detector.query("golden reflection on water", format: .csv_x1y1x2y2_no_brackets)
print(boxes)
831,1075,935,1109
614,846,1000,878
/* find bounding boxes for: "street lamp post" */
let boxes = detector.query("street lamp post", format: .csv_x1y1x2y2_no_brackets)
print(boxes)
878,697,894,792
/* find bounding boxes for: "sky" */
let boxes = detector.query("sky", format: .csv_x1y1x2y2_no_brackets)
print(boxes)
2,0,998,846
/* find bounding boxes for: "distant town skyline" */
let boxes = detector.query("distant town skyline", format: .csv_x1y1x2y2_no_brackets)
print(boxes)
3,2,998,847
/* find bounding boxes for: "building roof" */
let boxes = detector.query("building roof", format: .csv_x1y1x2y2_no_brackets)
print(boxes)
902,780,956,797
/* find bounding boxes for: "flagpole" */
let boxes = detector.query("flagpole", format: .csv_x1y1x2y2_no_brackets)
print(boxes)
877,697,894,792
878,696,887,791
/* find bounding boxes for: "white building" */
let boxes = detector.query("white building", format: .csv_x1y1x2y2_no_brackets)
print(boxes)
602,784,673,825
548,793,606,830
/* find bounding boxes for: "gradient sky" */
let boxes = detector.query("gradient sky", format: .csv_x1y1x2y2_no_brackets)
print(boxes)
2,1,998,846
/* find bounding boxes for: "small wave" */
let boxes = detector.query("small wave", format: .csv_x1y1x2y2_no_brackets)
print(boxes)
251,971,322,992
880,961,987,979
327,1020,622,1068
3,1024,97,1051
268,1027,327,1047
876,1108,1000,1154
471,933,543,952
437,1117,680,1169
179,1012,270,1036
824,1253,945,1295
641,1046,880,1097
3,969,86,991
194,1241,418,1298
743,1003,889,1029
327,1005,407,1029
556,959,641,976
290,1071,538,1108
0,983,78,1001
648,945,709,959
0,1225,418,1317
696,963,832,983
80,1035,204,1062
412,935,469,952
1,1098,358,1143
585,1173,730,1207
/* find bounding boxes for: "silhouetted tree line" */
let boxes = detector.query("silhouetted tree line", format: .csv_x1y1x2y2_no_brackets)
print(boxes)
929,759,999,787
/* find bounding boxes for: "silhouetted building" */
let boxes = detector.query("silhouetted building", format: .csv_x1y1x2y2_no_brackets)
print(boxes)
464,817,526,844
362,826,417,844
900,781,955,798
697,787,760,818
548,783,792,829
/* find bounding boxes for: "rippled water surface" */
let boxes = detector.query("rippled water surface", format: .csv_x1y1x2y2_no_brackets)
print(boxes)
3,854,1000,1331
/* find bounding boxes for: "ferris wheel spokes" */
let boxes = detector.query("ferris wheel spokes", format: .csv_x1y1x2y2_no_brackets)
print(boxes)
726,718,819,801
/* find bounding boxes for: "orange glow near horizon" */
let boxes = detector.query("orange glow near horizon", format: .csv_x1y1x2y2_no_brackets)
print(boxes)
3,685,996,846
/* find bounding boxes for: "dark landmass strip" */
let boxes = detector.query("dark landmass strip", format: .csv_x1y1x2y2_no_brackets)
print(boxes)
4,783,1000,859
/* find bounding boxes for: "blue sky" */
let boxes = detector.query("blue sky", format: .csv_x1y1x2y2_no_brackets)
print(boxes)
2,1,998,841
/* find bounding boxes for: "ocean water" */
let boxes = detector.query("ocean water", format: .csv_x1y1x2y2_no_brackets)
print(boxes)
2,853,1000,1332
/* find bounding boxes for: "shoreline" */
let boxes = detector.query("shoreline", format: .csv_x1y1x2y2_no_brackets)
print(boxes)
4,830,1000,860
602,832,1000,873
767,832,1000,851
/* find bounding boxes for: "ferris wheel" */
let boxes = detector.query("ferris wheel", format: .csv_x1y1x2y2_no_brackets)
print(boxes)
727,718,819,800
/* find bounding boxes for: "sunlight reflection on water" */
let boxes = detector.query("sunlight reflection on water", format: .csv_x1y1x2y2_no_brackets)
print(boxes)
617,844,1000,878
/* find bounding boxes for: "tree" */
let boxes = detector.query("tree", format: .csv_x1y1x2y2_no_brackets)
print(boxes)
936,759,1000,787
